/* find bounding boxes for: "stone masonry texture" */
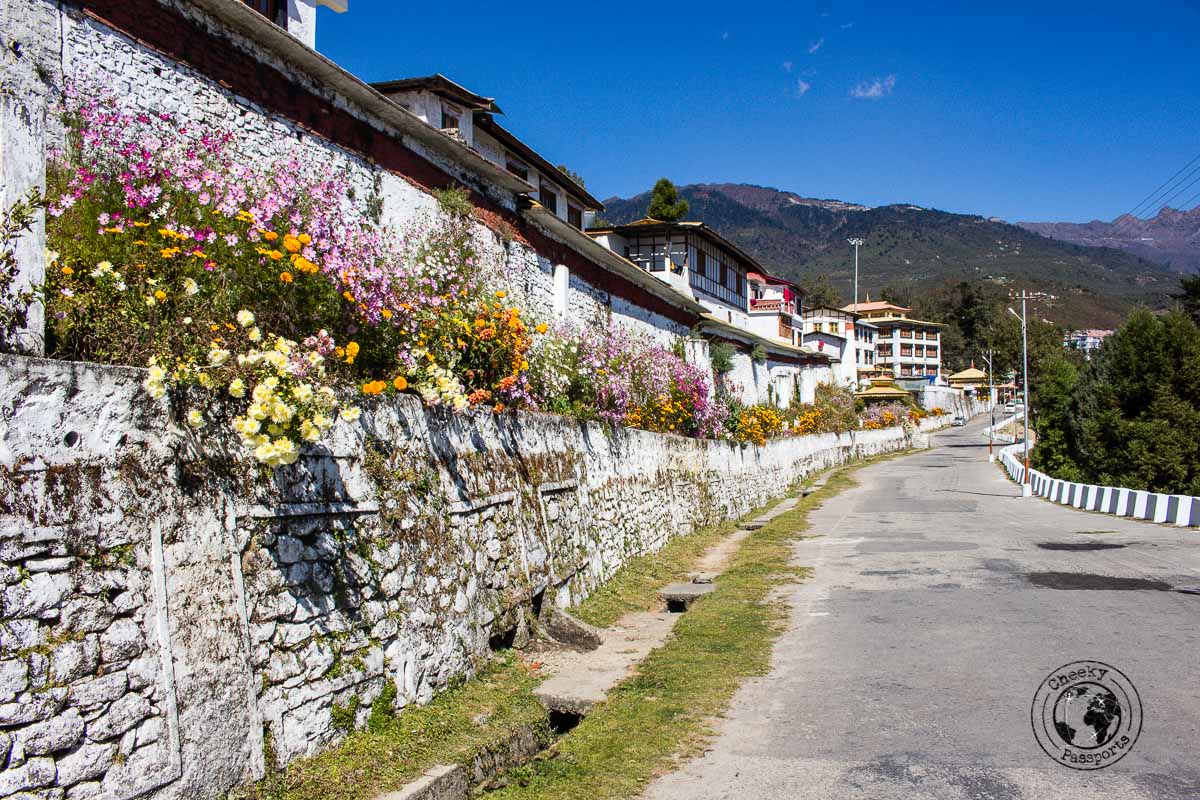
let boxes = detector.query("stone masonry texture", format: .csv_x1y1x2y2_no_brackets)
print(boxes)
0,354,926,798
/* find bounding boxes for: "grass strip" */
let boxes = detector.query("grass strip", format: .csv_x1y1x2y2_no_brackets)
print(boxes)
484,463,873,800
237,654,547,800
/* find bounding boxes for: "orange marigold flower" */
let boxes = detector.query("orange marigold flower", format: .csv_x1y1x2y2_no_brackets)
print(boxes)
61,266,74,276
343,291,354,303
262,231,279,241
535,323,548,334
381,308,393,319
361,380,386,396
495,290,507,299
497,375,517,391
297,233,312,244
393,376,408,391
279,271,294,283
283,236,301,253
268,250,283,261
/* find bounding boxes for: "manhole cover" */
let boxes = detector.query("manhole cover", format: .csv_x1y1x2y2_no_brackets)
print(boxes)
1027,572,1172,591
1036,542,1126,552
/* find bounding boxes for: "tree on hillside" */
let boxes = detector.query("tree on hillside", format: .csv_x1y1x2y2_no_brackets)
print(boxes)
647,178,689,222
802,274,842,308
1176,274,1200,324
1032,309,1200,494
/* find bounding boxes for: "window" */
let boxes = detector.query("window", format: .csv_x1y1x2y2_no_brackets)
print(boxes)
506,160,529,181
696,249,707,277
567,205,583,229
539,183,558,215
242,0,286,27
440,108,460,130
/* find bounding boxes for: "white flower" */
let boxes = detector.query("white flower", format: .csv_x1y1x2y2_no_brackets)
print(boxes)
300,420,321,442
143,377,166,399
183,316,193,325
236,309,255,327
144,295,156,307
90,261,114,278
183,278,200,296
291,383,313,403
340,406,361,422
187,409,205,428
208,348,231,367
60,288,74,298
113,280,127,292
248,326,262,342
45,249,61,267
228,378,246,398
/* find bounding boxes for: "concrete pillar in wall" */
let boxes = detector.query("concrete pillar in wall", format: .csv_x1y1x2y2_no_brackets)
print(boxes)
552,264,569,317
0,0,58,354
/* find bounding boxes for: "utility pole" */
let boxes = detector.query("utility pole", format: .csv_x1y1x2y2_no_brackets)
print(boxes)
981,349,995,462
1008,294,1033,497
847,238,864,308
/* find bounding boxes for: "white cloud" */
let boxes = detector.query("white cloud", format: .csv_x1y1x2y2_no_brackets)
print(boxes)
808,37,825,54
796,79,812,97
782,60,794,72
850,74,897,99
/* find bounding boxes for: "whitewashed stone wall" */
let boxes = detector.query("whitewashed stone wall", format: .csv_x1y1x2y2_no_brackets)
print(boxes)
0,354,919,799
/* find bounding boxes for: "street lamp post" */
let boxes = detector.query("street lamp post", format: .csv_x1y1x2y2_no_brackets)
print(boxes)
847,238,864,308
1008,298,1032,497
981,349,995,462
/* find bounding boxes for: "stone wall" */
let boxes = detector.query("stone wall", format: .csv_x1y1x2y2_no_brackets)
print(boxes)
0,354,923,799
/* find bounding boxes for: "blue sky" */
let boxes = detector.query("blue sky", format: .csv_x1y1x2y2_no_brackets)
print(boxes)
318,1,1200,223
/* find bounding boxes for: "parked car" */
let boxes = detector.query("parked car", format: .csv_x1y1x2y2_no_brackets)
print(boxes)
952,415,967,427
1003,403,1015,414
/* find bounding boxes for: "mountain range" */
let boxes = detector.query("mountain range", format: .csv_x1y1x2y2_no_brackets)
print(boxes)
1017,206,1200,274
599,183,1184,329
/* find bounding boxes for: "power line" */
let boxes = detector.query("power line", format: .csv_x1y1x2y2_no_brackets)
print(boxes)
1147,171,1200,217
1120,151,1200,222
1176,186,1200,213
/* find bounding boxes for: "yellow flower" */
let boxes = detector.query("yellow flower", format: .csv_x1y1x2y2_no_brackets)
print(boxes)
154,290,167,302
381,309,393,319
283,236,301,253
495,290,507,299
61,266,74,276
393,375,408,391
535,323,548,334
292,256,318,274
340,406,362,422
268,250,283,261
343,291,354,303
236,309,255,327
345,341,360,359
187,409,205,428
297,233,312,244
183,278,199,296
262,231,279,241
228,379,246,398
279,271,293,283
248,326,262,342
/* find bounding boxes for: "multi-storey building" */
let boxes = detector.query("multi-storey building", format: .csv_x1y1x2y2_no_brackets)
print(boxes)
843,300,944,383
588,219,832,406
371,75,605,231
800,305,873,387
747,271,803,347
1063,329,1113,358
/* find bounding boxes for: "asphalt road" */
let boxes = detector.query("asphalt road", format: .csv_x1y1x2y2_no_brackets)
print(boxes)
645,418,1200,800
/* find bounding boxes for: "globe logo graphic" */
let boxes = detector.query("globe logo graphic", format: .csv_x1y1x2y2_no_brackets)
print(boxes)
1052,682,1121,748
1031,660,1142,770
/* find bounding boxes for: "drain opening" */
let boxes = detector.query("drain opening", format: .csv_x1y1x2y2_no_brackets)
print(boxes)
665,599,688,613
1036,542,1126,552
548,709,581,735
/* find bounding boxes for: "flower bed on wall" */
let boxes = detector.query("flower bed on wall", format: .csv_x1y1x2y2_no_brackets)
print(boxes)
0,80,941,464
